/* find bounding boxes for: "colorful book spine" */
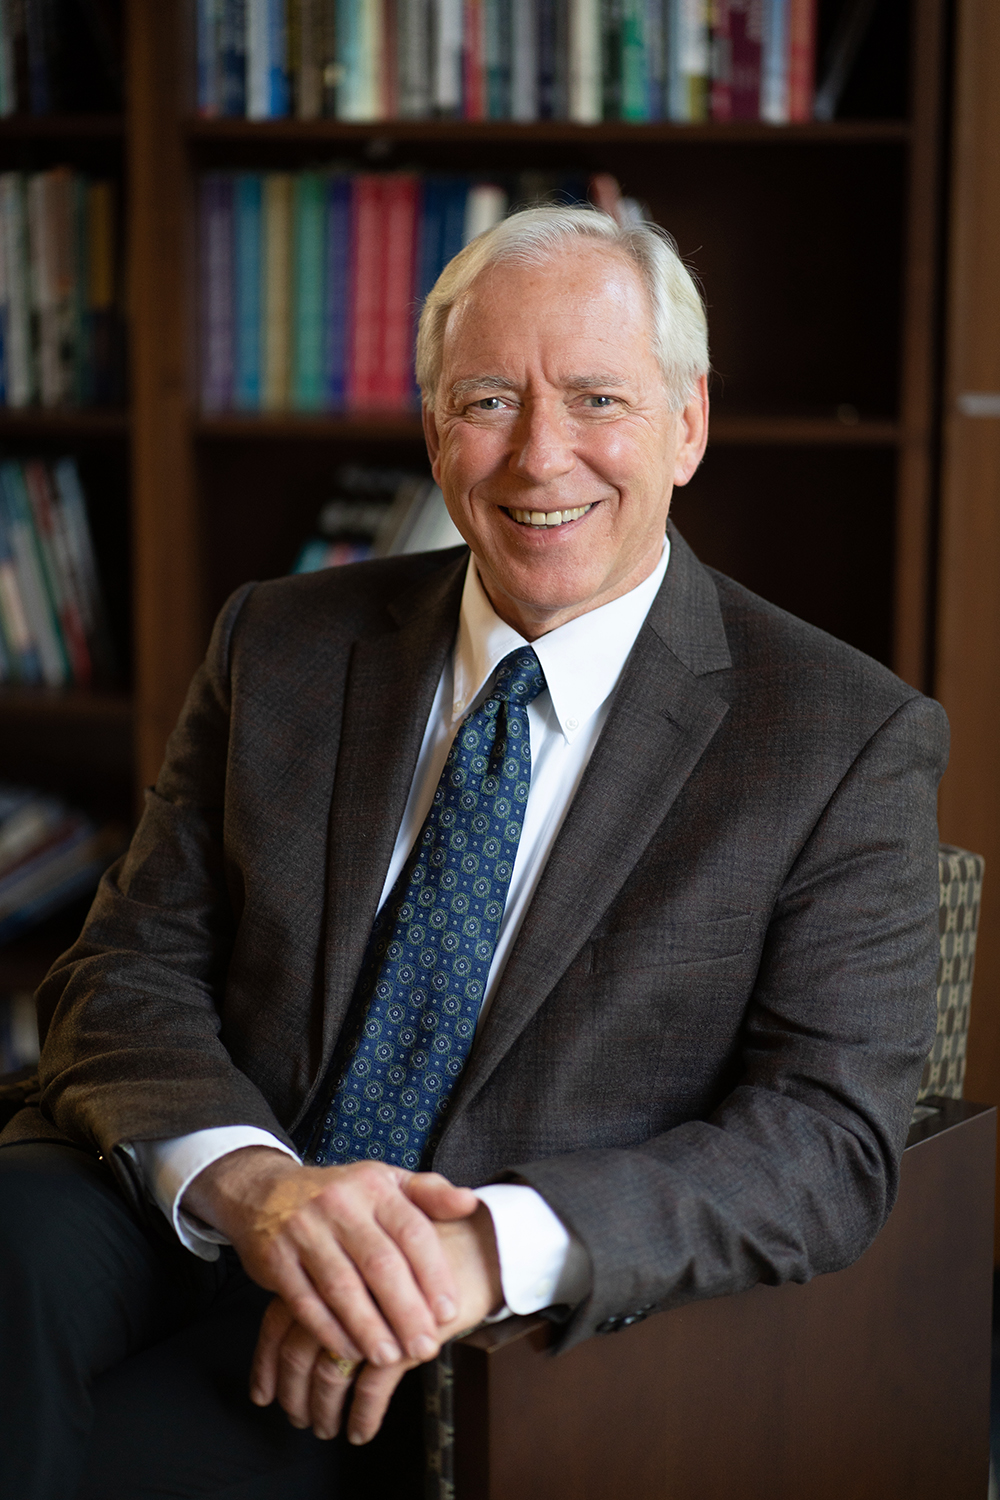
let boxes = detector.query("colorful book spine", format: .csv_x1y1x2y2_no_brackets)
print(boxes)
324,174,353,409
28,167,76,409
0,460,68,686
292,172,325,409
262,172,293,409
433,0,463,115
620,0,646,120
786,0,816,122
51,457,114,681
670,0,710,121
463,0,485,119
335,0,365,118
22,459,91,686
0,492,40,683
728,0,762,119
247,0,289,118
760,0,788,121
359,0,384,119
234,173,263,409
380,174,418,407
398,0,432,117
200,174,235,412
348,175,386,407
220,0,248,116
484,0,511,118
645,0,667,119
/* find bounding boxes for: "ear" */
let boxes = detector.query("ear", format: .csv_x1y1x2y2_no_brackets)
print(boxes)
422,401,442,485
672,374,710,487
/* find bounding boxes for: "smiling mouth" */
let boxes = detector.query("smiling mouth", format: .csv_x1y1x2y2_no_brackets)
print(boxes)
505,504,593,528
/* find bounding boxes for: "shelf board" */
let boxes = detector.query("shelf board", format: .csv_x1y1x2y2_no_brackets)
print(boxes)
0,688,133,725
186,118,911,146
0,408,129,437
196,412,901,446
0,113,123,139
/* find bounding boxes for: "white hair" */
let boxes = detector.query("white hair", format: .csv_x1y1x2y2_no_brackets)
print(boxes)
415,204,709,412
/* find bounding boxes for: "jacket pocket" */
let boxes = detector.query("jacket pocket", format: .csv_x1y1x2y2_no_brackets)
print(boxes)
591,912,753,974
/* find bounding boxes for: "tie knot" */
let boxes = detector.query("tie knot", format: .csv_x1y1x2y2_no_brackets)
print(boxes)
490,648,546,708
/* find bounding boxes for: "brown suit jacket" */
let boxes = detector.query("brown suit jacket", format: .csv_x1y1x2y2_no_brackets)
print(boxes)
2,526,948,1350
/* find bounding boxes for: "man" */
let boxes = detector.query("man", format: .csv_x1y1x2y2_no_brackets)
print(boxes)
0,207,946,1500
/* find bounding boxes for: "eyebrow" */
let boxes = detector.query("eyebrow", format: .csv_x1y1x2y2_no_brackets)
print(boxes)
448,373,631,399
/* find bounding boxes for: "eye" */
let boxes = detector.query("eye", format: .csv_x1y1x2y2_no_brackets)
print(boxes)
471,396,506,410
583,394,616,408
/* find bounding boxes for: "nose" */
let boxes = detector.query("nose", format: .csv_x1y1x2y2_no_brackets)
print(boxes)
508,400,575,486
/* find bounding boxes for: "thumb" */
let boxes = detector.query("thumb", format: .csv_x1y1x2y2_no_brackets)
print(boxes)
403,1171,479,1221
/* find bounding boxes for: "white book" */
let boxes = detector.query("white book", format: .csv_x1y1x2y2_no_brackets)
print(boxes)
669,0,710,121
247,0,271,117
0,175,32,407
760,0,790,122
359,0,383,119
511,0,538,120
433,0,463,113
568,0,601,122
463,184,508,244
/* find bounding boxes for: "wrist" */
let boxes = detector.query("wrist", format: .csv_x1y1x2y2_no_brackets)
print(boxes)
182,1145,301,1238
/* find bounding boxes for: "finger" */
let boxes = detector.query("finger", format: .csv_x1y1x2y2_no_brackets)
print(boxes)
274,1321,329,1430
309,1350,361,1441
346,1359,419,1446
329,1206,448,1359
268,1238,404,1369
250,1296,295,1406
375,1186,470,1326
403,1172,480,1222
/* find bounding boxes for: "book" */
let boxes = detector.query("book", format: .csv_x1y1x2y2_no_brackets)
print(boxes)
463,0,485,119
670,0,710,121
28,166,76,408
463,182,507,243
398,0,432,116
0,492,40,683
510,0,538,119
196,0,221,116
0,811,122,944
380,174,418,408
348,174,385,407
21,459,90,685
220,0,248,116
728,0,762,119
568,0,601,122
620,0,646,120
262,172,292,409
323,174,352,409
336,0,364,117
292,171,325,409
84,178,119,405
51,455,114,681
0,459,68,686
199,173,235,412
483,0,511,118
433,0,463,115
760,0,788,121
247,0,289,118
786,0,816,122
645,0,667,119
234,173,263,409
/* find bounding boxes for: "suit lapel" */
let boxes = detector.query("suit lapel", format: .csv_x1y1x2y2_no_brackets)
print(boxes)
445,526,733,1121
319,553,467,1063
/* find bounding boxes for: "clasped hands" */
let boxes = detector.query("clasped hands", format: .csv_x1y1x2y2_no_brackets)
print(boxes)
183,1146,502,1445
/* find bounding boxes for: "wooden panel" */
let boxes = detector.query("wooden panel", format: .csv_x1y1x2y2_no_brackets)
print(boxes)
126,0,204,791
453,1102,995,1500
893,0,948,689
934,0,1000,1244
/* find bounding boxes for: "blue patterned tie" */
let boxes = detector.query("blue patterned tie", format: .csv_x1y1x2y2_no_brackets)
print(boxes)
300,647,547,1169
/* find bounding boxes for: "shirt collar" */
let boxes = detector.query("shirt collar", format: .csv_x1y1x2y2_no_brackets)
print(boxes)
452,534,671,744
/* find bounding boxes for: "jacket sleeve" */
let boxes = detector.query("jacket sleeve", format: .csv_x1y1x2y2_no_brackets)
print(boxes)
508,693,949,1351
31,582,299,1181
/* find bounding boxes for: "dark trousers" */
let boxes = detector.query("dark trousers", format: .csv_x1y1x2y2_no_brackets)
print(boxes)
0,1143,424,1500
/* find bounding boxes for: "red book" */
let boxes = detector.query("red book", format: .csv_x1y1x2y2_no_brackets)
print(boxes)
348,176,387,410
787,0,817,122
463,0,485,120
729,0,763,120
380,174,419,410
710,0,733,121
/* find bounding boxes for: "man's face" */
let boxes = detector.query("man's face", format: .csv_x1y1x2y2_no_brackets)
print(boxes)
423,243,708,639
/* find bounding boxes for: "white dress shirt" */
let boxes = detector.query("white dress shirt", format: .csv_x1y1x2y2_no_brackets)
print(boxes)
130,536,671,1316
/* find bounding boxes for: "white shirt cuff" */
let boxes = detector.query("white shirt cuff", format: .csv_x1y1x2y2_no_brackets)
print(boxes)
125,1127,300,1260
475,1182,591,1317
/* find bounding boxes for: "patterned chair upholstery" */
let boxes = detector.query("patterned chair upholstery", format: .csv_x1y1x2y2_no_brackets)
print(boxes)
916,844,984,1105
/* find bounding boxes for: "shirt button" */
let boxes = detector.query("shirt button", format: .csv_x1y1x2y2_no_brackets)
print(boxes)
565,717,579,731
534,1282,551,1299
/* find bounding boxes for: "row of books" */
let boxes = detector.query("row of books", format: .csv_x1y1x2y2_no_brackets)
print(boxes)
0,781,123,948
0,456,113,688
0,169,122,409
195,0,817,126
0,0,122,116
291,463,463,571
199,169,575,413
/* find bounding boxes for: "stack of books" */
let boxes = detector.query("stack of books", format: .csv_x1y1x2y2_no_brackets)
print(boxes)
290,463,463,571
0,456,114,688
195,0,817,125
0,169,122,409
0,0,123,116
200,169,583,413
0,781,123,947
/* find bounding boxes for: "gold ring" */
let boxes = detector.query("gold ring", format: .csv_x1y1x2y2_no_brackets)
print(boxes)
323,1351,360,1380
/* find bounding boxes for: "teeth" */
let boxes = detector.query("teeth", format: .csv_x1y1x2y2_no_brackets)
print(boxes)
508,504,592,528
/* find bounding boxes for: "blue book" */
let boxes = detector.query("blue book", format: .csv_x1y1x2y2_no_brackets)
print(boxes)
266,0,289,115
335,0,363,118
220,0,248,116
234,174,263,410
323,175,352,411
196,0,219,115
248,0,289,117
440,177,469,269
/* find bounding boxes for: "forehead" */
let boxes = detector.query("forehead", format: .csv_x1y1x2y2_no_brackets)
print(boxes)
441,244,657,371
